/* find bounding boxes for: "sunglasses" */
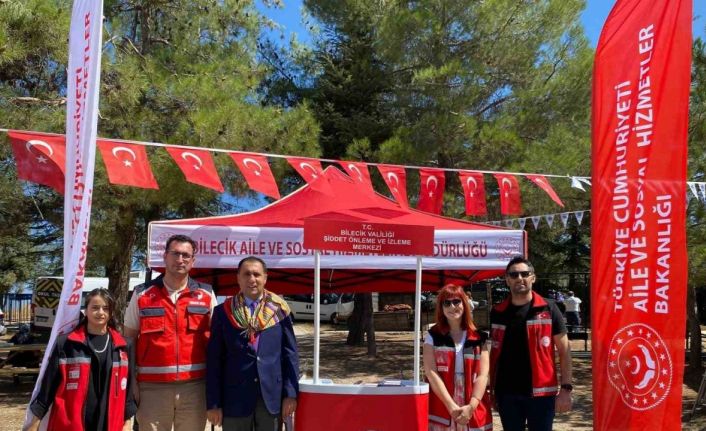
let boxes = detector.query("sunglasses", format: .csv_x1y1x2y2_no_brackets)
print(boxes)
507,271,533,279
442,298,464,307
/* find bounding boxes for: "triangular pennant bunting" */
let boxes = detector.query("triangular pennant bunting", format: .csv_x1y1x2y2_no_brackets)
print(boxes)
560,212,570,228
518,218,527,229
545,214,555,227
575,211,585,225
531,216,541,229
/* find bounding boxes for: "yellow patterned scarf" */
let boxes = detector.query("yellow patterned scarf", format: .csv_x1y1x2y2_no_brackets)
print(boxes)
225,290,291,344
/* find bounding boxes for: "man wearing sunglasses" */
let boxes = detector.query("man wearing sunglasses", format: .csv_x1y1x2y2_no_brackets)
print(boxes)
489,256,573,431
124,234,217,431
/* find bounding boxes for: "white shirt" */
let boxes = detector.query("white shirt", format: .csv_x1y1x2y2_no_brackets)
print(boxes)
564,296,582,313
124,278,217,331
425,330,466,375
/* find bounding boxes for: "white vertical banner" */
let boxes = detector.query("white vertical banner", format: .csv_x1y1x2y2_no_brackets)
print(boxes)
25,0,104,428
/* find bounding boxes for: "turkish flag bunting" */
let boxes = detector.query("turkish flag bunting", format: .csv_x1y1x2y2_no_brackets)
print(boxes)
338,161,373,190
287,157,324,183
97,140,158,189
229,153,281,199
493,173,521,215
525,174,563,207
9,131,66,193
458,171,487,216
166,147,224,192
377,164,408,207
417,168,445,214
591,1,691,429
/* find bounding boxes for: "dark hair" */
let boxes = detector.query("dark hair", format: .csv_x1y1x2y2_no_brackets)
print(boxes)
237,256,267,274
505,255,534,273
434,284,475,334
165,234,197,255
79,288,118,330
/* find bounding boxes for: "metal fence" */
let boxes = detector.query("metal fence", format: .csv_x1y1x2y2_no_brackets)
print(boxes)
1,293,33,326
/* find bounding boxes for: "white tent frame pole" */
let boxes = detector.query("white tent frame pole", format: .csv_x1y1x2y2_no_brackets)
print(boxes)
414,256,422,386
314,250,321,384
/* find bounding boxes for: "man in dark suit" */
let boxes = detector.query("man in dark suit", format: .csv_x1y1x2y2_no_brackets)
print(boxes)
206,256,299,431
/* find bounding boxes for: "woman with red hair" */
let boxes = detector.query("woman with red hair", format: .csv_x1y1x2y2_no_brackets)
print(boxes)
423,284,492,430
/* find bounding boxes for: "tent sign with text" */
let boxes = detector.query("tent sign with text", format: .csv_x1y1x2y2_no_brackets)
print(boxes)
591,1,691,430
304,220,434,256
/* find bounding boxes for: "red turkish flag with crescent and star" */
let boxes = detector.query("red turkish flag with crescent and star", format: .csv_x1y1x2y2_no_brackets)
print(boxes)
9,131,66,193
229,153,281,199
458,171,487,216
525,174,563,207
97,140,158,189
493,173,521,215
287,157,324,183
339,161,373,190
166,147,224,192
592,1,691,429
377,164,408,208
417,168,445,214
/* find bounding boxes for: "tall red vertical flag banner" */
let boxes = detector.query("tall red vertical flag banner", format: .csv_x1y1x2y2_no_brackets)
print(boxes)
25,0,104,428
591,1,691,430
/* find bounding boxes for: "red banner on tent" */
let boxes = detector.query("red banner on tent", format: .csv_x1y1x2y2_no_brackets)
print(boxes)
418,168,445,214
591,1,691,430
303,219,434,256
8,131,66,194
97,140,158,189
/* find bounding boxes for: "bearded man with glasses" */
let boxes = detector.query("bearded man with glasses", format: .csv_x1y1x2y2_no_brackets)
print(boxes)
489,256,573,431
124,234,217,431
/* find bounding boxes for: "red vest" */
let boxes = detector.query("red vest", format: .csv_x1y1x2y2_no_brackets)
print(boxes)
48,327,129,431
489,293,558,397
427,328,493,430
135,277,212,382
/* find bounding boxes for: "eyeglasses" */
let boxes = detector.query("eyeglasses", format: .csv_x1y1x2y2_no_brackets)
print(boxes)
166,250,193,260
442,298,463,308
507,271,532,279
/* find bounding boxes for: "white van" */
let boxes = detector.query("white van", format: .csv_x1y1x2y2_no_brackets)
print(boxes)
283,293,354,323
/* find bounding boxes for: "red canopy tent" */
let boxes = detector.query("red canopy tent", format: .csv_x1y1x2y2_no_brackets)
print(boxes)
147,167,526,295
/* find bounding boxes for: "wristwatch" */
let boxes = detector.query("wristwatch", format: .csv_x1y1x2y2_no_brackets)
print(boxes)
560,383,573,392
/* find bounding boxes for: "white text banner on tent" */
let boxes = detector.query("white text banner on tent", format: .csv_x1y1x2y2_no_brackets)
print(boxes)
148,225,524,270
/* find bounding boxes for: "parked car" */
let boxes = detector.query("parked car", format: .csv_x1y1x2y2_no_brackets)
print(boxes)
283,293,354,323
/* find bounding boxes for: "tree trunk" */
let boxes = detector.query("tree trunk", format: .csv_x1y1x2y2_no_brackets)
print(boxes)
106,211,136,328
346,293,376,356
688,284,702,370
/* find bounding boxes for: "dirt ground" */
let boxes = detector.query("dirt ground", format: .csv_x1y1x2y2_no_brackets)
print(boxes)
1,323,706,431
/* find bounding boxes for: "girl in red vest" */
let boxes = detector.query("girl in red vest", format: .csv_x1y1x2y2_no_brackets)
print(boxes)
423,284,492,431
26,289,136,431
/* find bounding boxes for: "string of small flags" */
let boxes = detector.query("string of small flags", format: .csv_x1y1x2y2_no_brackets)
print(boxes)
487,210,591,230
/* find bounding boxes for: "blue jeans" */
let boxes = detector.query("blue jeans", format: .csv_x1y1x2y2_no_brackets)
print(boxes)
496,393,556,431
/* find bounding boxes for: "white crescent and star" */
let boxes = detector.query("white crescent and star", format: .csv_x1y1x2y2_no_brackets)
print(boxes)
466,177,478,198
501,177,513,197
112,146,137,167
347,164,364,182
243,157,263,176
26,140,54,164
386,172,400,193
425,175,438,197
181,151,204,170
299,162,319,179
